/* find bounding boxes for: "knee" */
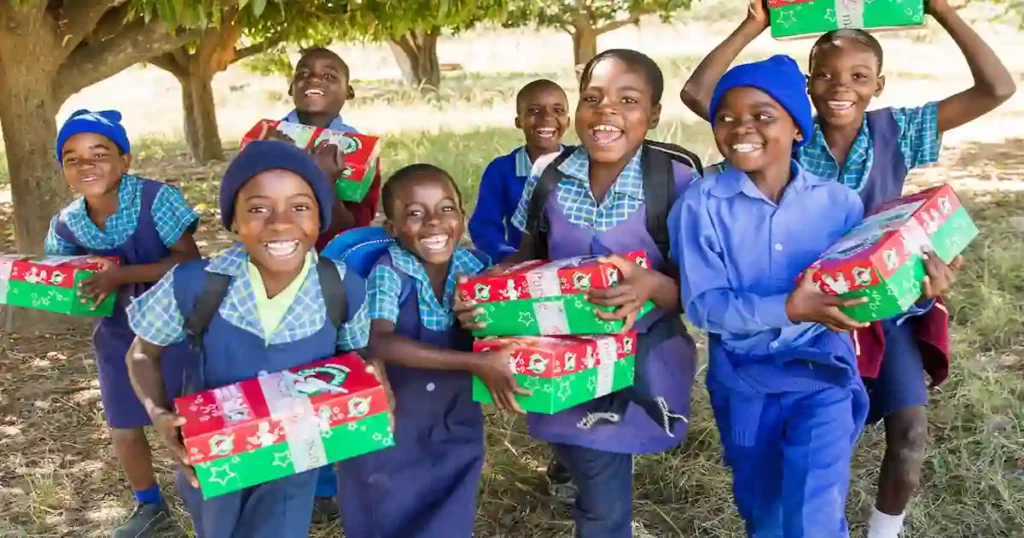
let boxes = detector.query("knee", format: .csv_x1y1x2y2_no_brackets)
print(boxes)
110,427,148,445
887,414,928,483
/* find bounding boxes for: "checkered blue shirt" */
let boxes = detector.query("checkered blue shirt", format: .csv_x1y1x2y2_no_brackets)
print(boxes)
127,243,370,350
366,244,489,331
511,146,645,233
796,103,941,192
44,174,198,255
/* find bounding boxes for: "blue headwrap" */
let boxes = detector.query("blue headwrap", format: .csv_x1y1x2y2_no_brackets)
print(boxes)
709,55,814,148
221,140,334,232
56,109,131,163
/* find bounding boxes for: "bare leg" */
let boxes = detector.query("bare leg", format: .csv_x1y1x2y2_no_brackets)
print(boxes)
111,427,157,490
876,406,928,514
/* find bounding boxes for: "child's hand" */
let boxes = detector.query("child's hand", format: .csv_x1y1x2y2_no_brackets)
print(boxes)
312,140,345,180
259,123,296,144
472,345,531,415
921,251,963,299
588,254,657,334
78,257,122,310
786,272,871,332
454,276,488,332
366,360,396,431
150,407,198,488
925,0,953,16
746,0,770,30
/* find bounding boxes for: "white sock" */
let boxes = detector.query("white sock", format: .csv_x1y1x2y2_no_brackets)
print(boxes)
867,508,906,538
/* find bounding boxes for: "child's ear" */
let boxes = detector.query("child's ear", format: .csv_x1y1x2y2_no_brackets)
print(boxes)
875,75,886,97
120,152,132,172
648,103,662,130
805,75,811,93
514,117,522,130
383,220,395,237
346,85,355,100
288,81,294,97
795,130,804,143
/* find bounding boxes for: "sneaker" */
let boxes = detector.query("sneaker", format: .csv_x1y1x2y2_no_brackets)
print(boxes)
545,458,578,505
632,520,659,538
112,502,171,538
312,496,340,525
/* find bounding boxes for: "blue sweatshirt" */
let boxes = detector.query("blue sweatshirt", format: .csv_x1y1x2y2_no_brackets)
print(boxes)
468,147,534,262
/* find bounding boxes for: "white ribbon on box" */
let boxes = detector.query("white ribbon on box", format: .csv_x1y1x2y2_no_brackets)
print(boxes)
257,371,331,473
593,336,618,397
0,256,16,304
836,0,865,29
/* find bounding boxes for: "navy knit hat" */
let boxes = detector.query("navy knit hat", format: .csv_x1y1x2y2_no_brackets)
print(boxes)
220,140,334,232
709,55,814,148
56,109,131,163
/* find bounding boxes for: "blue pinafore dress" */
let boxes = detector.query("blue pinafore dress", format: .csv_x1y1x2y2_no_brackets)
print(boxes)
169,259,350,538
335,252,485,538
53,178,196,429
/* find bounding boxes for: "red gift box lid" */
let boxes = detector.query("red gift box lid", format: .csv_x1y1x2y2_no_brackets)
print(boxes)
3,255,119,288
473,332,635,377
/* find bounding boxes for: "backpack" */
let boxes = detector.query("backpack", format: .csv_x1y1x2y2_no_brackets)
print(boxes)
524,140,703,262
320,226,415,305
183,255,348,344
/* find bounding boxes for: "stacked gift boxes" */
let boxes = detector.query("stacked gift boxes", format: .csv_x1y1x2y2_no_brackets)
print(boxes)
176,353,393,498
458,252,653,414
805,183,977,322
241,119,381,202
0,255,117,317
768,0,925,39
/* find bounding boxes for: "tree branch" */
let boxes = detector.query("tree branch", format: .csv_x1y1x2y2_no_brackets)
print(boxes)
56,0,123,58
148,50,189,78
595,15,641,36
234,33,285,61
54,19,200,103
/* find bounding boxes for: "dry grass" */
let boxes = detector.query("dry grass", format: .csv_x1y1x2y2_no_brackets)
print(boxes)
2,10,1024,537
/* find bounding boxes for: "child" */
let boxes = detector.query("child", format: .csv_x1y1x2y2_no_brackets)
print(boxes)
673,55,871,537
334,164,524,538
124,141,370,538
680,3,1014,536
469,79,570,262
272,46,383,253
44,109,200,538
463,49,699,537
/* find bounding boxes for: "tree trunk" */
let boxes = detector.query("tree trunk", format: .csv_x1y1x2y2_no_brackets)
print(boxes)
179,70,223,162
388,29,441,93
571,25,599,77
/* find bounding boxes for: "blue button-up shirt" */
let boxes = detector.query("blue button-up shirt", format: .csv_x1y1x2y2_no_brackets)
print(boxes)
671,162,864,357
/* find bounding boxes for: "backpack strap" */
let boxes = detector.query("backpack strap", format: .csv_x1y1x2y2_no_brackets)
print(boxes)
184,273,232,340
524,147,577,258
641,141,703,265
316,256,348,330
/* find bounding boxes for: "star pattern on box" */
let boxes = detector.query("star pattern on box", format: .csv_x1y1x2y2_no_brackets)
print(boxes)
474,307,493,325
775,9,797,27
522,376,541,392
207,463,238,486
587,375,597,392
824,8,836,22
556,379,572,402
518,311,535,327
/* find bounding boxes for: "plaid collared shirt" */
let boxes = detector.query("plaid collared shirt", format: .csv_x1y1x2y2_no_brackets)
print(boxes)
796,103,941,192
366,244,489,331
128,243,369,350
44,174,197,255
511,146,645,233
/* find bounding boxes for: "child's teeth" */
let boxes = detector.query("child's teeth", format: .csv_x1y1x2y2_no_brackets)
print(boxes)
827,100,854,110
420,235,450,251
265,240,299,257
732,143,762,154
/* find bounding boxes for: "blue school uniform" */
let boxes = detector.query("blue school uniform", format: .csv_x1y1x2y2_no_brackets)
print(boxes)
671,162,869,537
797,104,942,423
469,147,554,262
127,244,370,538
511,148,698,537
335,244,488,538
44,174,198,429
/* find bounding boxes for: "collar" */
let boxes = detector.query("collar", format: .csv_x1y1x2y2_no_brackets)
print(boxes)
516,145,564,177
68,173,139,215
558,146,645,201
808,115,870,155
388,243,484,284
207,242,320,278
709,160,830,200
282,110,357,133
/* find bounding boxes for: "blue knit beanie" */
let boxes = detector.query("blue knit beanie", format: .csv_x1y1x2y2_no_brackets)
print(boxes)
56,109,131,163
221,140,334,232
709,55,814,148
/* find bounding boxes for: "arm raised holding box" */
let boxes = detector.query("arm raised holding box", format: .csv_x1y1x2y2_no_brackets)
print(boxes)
588,254,680,334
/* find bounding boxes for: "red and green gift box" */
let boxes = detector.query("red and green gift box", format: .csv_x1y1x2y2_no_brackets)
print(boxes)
472,332,636,414
175,353,393,499
241,119,381,202
768,0,925,39
456,251,654,338
805,184,977,322
0,255,117,317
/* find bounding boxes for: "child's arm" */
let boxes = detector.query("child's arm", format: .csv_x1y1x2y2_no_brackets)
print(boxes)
929,0,1016,133
469,159,517,263
366,265,529,413
589,254,680,332
125,270,197,486
679,0,769,122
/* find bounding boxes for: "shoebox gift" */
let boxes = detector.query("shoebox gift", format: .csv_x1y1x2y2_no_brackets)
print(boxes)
472,332,636,414
456,251,654,337
241,119,380,202
175,353,394,499
0,255,118,317
767,0,925,39
804,184,977,322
